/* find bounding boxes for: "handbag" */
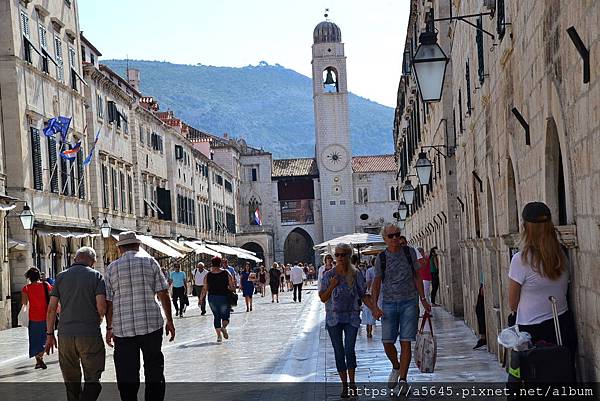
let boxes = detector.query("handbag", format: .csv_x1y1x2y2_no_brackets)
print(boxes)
414,311,437,373
18,304,29,327
227,290,238,307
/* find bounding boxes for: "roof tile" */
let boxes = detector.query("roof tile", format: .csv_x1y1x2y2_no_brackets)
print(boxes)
351,155,397,173
272,158,319,178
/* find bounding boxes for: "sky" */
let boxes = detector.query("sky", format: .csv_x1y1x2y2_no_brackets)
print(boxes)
78,0,410,108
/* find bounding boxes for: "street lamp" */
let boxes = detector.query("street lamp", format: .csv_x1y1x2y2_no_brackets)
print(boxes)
177,235,186,244
412,24,449,102
398,201,408,221
19,204,34,230
401,180,416,206
100,218,111,239
398,220,406,230
415,152,433,186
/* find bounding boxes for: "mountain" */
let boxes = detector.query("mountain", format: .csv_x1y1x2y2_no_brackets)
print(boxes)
103,60,395,158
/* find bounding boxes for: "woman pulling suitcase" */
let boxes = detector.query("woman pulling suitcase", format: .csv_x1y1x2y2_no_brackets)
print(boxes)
507,202,577,381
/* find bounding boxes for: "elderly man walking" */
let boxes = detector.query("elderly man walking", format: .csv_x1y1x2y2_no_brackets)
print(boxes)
105,232,175,401
372,223,430,393
45,247,106,401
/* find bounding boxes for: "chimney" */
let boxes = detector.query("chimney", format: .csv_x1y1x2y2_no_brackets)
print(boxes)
127,68,141,91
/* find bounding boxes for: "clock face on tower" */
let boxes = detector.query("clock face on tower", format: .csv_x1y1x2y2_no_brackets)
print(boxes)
321,144,349,172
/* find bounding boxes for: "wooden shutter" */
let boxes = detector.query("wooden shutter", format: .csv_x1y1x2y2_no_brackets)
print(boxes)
30,128,43,190
60,147,68,195
47,136,59,193
157,187,172,221
77,149,85,199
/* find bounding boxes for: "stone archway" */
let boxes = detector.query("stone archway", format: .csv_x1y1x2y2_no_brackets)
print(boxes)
241,242,265,268
283,228,315,265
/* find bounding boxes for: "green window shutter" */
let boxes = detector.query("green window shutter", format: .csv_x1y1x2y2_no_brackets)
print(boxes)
47,136,59,193
30,128,43,190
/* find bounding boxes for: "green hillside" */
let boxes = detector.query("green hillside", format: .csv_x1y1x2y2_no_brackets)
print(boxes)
104,60,395,158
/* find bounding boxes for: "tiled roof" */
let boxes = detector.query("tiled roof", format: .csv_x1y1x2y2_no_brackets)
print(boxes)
352,155,397,173
272,158,319,178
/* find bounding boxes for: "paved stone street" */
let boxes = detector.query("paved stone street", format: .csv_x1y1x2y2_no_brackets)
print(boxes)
0,284,507,400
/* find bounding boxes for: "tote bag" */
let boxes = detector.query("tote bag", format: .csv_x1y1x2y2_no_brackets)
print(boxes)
18,304,29,327
414,312,437,373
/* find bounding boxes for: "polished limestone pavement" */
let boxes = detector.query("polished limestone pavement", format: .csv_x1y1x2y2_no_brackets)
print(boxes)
0,283,507,399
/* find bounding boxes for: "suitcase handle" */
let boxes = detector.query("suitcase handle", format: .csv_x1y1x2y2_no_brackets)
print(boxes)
549,296,563,347
419,311,433,334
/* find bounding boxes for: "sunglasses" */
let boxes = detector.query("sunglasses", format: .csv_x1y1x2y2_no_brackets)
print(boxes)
334,252,348,257
387,232,401,239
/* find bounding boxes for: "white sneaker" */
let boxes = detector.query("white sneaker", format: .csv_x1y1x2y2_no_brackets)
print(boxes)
387,368,400,389
216,336,222,343
398,379,409,396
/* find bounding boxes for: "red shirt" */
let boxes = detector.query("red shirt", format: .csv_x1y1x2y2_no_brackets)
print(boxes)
22,282,51,322
418,257,432,281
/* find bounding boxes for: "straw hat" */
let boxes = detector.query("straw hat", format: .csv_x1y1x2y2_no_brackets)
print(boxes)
117,231,141,246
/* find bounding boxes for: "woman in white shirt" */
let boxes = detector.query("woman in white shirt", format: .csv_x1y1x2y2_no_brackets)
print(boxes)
508,202,576,379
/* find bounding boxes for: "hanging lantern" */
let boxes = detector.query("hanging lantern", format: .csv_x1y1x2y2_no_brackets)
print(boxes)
415,152,433,186
402,180,416,206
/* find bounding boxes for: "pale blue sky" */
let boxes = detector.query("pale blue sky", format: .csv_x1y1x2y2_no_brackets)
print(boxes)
79,0,409,107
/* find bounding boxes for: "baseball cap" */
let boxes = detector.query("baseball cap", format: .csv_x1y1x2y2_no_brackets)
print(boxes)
522,202,552,223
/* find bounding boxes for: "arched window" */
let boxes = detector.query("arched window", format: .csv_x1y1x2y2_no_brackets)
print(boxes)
390,187,396,201
248,196,260,225
357,188,363,204
323,67,339,93
363,188,368,203
395,186,399,200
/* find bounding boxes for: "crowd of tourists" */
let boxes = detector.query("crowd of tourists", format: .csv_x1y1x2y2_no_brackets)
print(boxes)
17,201,575,400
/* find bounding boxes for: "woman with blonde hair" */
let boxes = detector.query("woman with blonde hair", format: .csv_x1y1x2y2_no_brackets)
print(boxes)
508,202,577,379
320,243,378,398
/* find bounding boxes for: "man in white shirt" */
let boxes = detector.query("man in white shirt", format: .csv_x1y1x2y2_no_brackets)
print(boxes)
290,263,305,302
192,262,208,315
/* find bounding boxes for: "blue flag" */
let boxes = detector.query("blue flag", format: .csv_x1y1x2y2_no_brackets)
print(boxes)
56,116,72,142
83,129,100,166
43,117,59,137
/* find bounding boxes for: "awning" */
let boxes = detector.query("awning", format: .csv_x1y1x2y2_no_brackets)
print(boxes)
8,238,27,251
37,230,100,239
162,239,193,253
314,233,384,249
137,235,183,258
206,244,262,262
184,241,221,257
0,204,16,211
229,246,257,256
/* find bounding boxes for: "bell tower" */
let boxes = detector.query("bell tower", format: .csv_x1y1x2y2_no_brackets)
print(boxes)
312,15,355,240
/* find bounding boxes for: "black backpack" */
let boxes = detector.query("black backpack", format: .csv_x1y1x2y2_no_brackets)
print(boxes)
379,246,416,282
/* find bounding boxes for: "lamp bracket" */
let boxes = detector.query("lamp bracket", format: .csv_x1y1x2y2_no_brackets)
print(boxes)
421,145,451,159
434,12,495,40
511,107,530,145
566,26,590,84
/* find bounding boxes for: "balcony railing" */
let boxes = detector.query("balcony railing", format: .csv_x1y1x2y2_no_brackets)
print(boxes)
280,199,314,226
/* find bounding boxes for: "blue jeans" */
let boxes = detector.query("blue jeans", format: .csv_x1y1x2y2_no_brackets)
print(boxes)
381,298,419,343
326,323,359,372
208,295,231,329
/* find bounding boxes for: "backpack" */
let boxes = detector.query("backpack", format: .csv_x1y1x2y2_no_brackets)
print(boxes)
379,246,416,282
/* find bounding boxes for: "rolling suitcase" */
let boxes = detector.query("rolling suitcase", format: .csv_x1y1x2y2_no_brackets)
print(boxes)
509,296,572,383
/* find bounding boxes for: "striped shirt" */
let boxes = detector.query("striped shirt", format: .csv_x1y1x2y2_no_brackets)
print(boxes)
105,251,168,337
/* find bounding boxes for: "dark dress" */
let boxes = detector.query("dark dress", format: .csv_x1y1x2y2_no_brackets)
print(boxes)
241,271,254,297
269,269,282,294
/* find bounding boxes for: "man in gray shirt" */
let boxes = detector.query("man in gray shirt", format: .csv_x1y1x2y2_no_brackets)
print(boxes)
45,247,106,401
371,223,430,392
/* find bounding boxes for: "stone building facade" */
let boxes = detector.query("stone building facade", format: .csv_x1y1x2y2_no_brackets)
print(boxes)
395,0,599,380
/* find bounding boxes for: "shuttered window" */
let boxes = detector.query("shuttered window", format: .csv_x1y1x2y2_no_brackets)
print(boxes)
47,136,59,193
111,168,118,211
69,149,76,196
465,60,472,115
60,148,69,195
476,17,485,84
127,175,133,214
30,128,43,190
54,36,64,83
101,164,109,208
120,172,126,212
77,149,85,199
38,24,49,73
20,11,31,63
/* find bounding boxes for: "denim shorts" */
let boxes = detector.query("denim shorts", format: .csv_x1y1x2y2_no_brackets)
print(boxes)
381,298,419,343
